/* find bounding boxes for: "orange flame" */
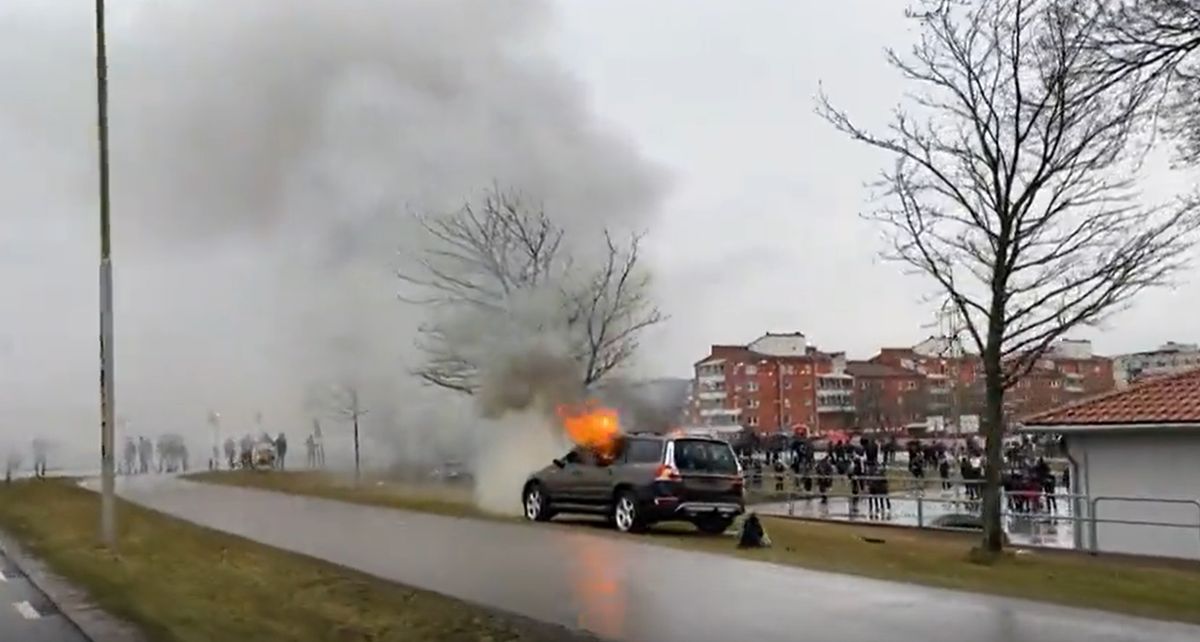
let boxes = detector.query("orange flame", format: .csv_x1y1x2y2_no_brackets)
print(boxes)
556,401,623,461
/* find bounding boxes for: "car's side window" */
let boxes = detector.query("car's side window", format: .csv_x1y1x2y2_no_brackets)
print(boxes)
626,439,664,464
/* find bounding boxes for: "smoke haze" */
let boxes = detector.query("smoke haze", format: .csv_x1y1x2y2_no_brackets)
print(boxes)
0,0,665,489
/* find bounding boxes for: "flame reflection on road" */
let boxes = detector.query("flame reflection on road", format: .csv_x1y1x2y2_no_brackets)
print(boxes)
566,532,629,639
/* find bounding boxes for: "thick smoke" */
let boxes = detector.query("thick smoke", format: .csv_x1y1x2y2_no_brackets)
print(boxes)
0,0,664,487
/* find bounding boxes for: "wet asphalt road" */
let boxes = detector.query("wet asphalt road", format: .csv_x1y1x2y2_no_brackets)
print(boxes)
93,476,1200,642
0,551,89,642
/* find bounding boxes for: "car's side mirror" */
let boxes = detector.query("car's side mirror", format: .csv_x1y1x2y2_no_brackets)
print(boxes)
552,458,566,469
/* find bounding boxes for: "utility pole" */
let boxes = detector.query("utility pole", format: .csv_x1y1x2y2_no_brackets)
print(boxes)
346,388,365,485
94,0,117,549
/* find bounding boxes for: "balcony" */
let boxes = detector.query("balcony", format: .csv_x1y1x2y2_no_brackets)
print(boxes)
697,390,727,401
697,372,724,385
817,403,855,413
698,407,743,418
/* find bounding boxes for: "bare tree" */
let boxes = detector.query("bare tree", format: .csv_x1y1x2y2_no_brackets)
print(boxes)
1093,1,1200,164
819,0,1200,552
855,380,887,431
400,186,665,394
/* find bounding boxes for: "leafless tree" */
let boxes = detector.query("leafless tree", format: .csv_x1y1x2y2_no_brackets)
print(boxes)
1093,1,1200,164
400,186,665,394
855,380,887,431
819,0,1200,552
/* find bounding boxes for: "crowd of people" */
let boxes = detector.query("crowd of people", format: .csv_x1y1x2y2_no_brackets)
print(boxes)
737,434,1071,520
121,434,190,474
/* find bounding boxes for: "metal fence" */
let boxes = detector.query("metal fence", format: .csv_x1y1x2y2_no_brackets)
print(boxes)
745,469,1200,559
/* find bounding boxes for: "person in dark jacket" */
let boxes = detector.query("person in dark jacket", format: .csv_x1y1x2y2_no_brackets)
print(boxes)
848,457,864,514
275,432,289,470
815,458,834,505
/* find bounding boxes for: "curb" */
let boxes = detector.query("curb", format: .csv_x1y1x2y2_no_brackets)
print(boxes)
0,529,148,642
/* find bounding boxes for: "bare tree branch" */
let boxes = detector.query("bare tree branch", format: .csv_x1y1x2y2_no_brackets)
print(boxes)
818,0,1200,552
1092,1,1200,164
399,185,666,394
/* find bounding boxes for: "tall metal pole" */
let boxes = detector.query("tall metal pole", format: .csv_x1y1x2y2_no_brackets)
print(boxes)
95,0,117,548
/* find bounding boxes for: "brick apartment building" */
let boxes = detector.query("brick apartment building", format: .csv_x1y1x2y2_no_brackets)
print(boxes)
689,332,1114,435
869,336,1113,431
689,332,854,434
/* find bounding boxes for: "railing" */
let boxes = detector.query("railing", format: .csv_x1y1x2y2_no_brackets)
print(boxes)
741,469,1200,559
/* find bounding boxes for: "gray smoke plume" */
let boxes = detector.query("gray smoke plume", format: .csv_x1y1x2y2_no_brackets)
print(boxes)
0,0,665,478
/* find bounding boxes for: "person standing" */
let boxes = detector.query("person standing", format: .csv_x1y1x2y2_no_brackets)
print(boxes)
305,435,317,468
223,438,236,470
31,438,48,479
938,455,952,491
815,457,833,505
275,433,288,470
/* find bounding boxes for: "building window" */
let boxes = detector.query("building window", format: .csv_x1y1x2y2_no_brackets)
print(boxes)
804,398,811,406
860,382,869,390
1050,380,1061,388
804,381,811,389
747,381,759,392
784,380,792,389
906,381,917,390
783,414,791,424
781,364,795,375
747,415,758,426
783,398,791,408
745,365,758,375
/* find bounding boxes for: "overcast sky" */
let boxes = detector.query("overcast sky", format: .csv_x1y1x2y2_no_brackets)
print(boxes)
1,1,1197,463
549,0,1200,375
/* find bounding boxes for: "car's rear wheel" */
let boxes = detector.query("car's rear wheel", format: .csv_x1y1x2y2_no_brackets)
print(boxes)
523,483,552,522
694,515,734,535
612,491,645,533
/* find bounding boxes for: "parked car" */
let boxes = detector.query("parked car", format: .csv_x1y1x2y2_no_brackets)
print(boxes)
521,434,744,534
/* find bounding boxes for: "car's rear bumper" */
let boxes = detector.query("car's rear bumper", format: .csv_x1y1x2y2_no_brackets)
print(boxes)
648,497,743,520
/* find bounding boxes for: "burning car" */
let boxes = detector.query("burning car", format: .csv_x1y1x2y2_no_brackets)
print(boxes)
522,404,745,534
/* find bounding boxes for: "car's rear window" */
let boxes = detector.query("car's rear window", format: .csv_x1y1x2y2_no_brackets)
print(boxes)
673,439,739,474
624,438,664,464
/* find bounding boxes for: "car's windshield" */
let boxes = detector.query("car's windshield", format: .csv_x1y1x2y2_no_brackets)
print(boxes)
673,439,738,474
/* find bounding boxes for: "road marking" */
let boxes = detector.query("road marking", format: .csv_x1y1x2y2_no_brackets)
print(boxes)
13,600,40,620
0,570,6,582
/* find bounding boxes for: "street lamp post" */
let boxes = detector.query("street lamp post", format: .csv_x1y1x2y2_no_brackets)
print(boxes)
94,0,117,548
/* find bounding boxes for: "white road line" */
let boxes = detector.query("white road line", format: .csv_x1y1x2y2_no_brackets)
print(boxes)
0,570,7,582
13,600,40,620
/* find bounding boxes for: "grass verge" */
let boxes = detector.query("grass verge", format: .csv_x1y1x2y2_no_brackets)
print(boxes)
188,470,1200,625
0,479,591,642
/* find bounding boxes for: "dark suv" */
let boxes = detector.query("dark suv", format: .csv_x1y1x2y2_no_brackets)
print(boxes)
521,433,744,534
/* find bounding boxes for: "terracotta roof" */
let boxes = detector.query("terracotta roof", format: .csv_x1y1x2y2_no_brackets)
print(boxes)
1022,368,1200,426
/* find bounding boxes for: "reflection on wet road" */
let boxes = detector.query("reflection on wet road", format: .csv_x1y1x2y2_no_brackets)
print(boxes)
89,476,1200,642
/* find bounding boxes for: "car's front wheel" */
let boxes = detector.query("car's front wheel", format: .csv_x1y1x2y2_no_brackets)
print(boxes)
523,483,552,522
612,491,645,533
693,515,734,535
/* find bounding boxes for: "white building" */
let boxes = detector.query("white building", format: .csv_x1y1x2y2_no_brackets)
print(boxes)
1113,341,1200,387
1021,369,1200,560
